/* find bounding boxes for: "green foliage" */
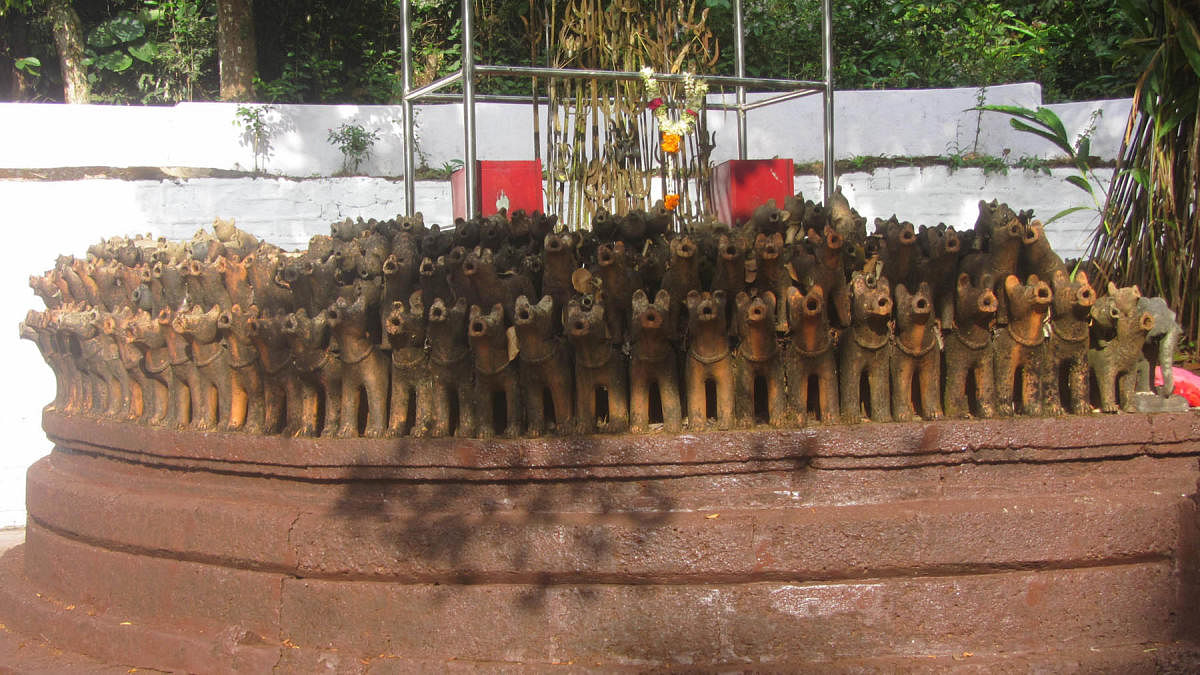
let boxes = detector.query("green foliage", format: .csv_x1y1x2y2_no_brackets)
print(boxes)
702,0,1138,102
234,104,275,173
976,103,1103,223
1090,0,1200,342
328,122,380,174
9,0,1144,106
14,56,40,76
84,12,151,74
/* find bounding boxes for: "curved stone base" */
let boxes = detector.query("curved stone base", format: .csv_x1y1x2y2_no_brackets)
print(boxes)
4,410,1200,671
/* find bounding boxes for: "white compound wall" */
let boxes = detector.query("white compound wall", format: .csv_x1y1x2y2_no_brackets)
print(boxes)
0,83,1129,525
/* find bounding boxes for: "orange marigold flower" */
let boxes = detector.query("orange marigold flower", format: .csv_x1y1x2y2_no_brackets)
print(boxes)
664,194,680,211
660,133,681,154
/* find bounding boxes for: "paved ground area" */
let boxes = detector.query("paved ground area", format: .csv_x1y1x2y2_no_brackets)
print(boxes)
0,529,23,555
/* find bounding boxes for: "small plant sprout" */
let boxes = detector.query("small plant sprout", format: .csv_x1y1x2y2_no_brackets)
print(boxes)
328,122,380,175
234,104,276,174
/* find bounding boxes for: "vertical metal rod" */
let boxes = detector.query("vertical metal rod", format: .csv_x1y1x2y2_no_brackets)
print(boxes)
822,0,835,203
733,0,747,160
401,0,416,216
462,0,479,216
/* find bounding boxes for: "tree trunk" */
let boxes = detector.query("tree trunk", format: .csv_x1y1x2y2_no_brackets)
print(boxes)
46,0,89,103
217,0,256,101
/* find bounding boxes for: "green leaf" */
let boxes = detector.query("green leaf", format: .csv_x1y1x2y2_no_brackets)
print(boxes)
1045,205,1093,225
94,50,134,72
14,56,39,74
1170,5,1200,76
1009,119,1073,154
1032,107,1070,145
127,41,156,64
87,15,145,49
1065,174,1095,196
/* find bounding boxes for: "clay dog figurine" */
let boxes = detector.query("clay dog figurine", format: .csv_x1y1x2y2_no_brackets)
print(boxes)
732,291,785,427
783,285,839,424
993,274,1052,416
593,241,637,346
384,292,433,437
890,281,942,421
172,305,234,430
126,308,193,428
512,294,573,436
629,289,682,433
108,307,154,423
541,231,579,314
467,303,522,439
1019,220,1066,281
943,273,998,418
216,304,267,433
565,294,629,434
876,216,918,290
1089,284,1156,413
961,208,1024,324
840,273,893,423
20,310,69,413
749,232,790,330
684,290,734,430
661,237,701,337
67,308,132,418
1043,270,1095,415
245,310,291,434
281,308,341,437
426,297,475,437
915,223,961,327
789,226,851,328
327,294,388,438
712,232,749,297
462,247,535,322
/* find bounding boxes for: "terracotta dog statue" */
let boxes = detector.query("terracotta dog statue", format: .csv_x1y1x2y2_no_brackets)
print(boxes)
173,305,232,430
783,285,839,425
513,294,573,436
245,310,291,434
426,297,474,437
840,273,893,423
565,294,628,434
993,274,1052,416
467,303,522,439
328,294,389,438
217,304,266,433
629,289,682,433
384,291,433,437
1043,270,1095,415
127,308,193,428
943,273,998,418
281,308,341,437
1089,284,1155,412
890,281,942,421
684,290,734,430
732,291,785,427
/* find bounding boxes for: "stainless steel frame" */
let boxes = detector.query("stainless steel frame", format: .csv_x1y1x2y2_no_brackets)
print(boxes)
399,0,836,217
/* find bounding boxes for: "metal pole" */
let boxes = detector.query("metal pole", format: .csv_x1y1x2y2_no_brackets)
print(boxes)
822,0,835,203
462,0,478,216
734,0,747,160
472,65,819,90
401,0,415,216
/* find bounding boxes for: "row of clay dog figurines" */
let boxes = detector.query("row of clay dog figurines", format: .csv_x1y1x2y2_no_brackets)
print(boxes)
18,272,1173,439
21,197,1181,438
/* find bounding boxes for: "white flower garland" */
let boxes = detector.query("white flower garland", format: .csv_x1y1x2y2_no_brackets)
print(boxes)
640,67,708,136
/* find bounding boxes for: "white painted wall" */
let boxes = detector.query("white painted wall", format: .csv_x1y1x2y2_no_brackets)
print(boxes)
0,83,1130,175
0,83,1127,525
0,166,1109,526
